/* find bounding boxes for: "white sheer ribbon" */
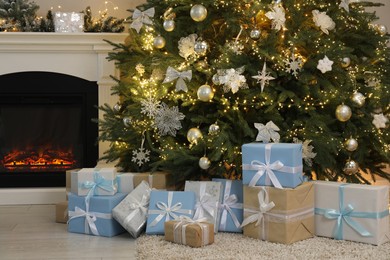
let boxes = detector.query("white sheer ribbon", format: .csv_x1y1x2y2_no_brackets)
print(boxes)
130,7,155,33
241,187,275,240
219,180,243,231
163,66,192,92
124,194,150,225
173,216,210,246
242,143,302,189
193,183,217,221
148,192,193,227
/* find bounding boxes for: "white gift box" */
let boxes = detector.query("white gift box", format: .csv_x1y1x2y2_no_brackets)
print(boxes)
314,181,389,245
184,181,223,233
54,12,84,33
70,168,118,196
112,181,151,238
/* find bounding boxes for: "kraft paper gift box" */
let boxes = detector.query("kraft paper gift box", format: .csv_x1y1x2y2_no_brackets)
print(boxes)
146,190,196,235
55,201,68,224
212,179,243,233
112,181,152,238
68,192,126,237
71,168,117,196
242,143,303,188
314,181,389,245
241,182,314,244
116,171,174,193
164,217,214,247
184,181,223,233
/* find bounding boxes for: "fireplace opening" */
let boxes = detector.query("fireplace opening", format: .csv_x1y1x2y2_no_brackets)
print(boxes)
0,71,98,188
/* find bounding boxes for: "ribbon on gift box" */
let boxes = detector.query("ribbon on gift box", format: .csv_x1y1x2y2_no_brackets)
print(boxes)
173,216,210,246
219,180,243,231
193,183,218,221
124,194,150,226
242,143,302,189
68,201,112,236
241,187,275,240
148,192,193,227
315,184,389,240
81,171,116,200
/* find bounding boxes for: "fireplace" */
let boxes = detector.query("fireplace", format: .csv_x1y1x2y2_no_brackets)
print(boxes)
0,71,98,187
0,32,127,204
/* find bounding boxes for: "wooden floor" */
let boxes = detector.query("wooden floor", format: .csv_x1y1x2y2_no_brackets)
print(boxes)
0,205,137,260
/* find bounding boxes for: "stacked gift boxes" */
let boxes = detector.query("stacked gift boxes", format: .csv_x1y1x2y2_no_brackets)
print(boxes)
241,142,315,244
67,168,126,237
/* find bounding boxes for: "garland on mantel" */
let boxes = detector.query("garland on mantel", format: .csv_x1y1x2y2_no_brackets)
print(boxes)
0,0,125,32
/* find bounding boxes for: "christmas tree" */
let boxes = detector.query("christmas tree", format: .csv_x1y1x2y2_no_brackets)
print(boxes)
99,0,389,186
0,0,39,31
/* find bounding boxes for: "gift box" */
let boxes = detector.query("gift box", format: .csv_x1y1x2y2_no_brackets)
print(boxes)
314,181,389,245
242,143,303,188
54,12,84,33
55,201,68,223
71,168,117,197
112,181,152,238
164,217,214,247
116,171,174,193
146,191,196,235
241,182,314,244
212,179,243,233
184,181,223,233
68,192,126,237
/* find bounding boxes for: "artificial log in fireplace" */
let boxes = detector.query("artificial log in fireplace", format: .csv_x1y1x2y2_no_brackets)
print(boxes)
0,71,98,187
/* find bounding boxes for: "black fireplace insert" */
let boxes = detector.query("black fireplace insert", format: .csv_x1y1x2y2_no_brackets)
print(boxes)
0,71,98,187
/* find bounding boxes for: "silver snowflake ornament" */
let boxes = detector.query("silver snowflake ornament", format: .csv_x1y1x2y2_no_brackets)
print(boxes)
252,62,275,92
141,96,161,118
317,55,334,74
154,102,185,136
285,53,303,77
132,147,151,166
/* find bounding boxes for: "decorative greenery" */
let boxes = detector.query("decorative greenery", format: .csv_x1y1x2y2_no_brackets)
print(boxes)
83,6,125,33
0,0,39,31
99,0,389,186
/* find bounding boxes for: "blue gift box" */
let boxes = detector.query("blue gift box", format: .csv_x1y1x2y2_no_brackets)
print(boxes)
146,191,196,235
68,193,126,237
242,143,303,188
212,179,243,233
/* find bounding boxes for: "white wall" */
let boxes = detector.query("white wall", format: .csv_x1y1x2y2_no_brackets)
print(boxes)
34,0,389,28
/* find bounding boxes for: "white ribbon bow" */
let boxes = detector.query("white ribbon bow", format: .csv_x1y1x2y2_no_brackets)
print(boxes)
163,66,192,92
68,206,112,236
219,181,243,231
124,194,150,225
194,193,216,220
241,188,275,238
173,216,210,245
148,192,193,227
131,7,155,33
254,121,280,143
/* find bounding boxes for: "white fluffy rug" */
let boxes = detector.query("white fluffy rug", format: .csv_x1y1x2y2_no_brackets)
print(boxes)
136,233,390,260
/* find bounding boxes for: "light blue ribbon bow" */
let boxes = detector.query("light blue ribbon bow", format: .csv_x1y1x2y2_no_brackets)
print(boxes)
81,172,116,201
315,184,389,240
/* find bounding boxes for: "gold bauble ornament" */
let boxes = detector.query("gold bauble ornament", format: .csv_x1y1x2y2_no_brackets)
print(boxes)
153,35,166,49
199,156,211,170
163,19,175,32
341,57,351,68
343,160,359,175
187,128,203,144
208,123,220,135
377,24,387,36
345,138,358,152
250,29,261,40
123,117,132,127
194,40,209,56
335,104,352,122
351,92,365,108
197,84,214,102
190,4,208,22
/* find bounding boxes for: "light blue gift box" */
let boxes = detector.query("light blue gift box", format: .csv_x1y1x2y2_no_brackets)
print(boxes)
146,191,196,235
242,143,303,188
68,193,126,237
212,179,243,233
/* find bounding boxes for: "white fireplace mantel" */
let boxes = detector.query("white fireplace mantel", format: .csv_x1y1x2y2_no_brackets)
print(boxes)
0,32,128,205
